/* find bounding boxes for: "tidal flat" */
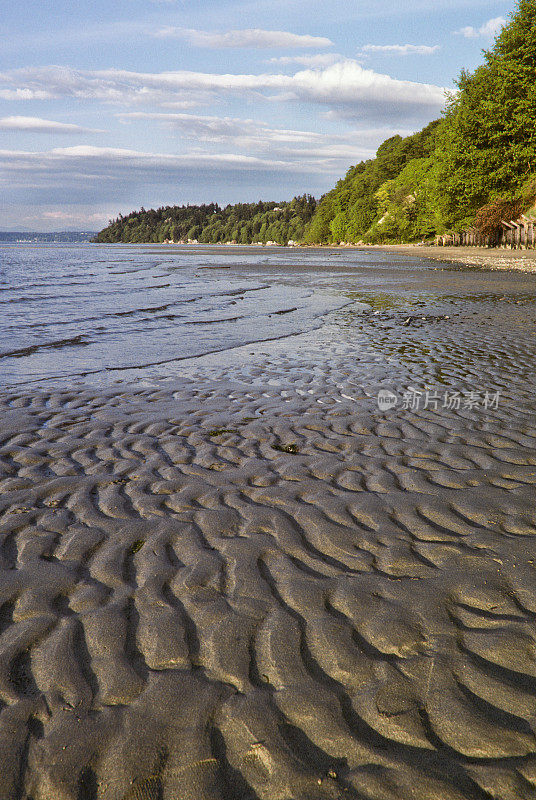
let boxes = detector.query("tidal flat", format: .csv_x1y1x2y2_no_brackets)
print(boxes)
1,244,536,799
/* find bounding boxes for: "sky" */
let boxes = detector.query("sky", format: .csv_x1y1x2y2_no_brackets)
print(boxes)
0,0,514,230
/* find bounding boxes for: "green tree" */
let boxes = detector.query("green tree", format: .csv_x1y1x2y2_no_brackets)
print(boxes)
304,120,441,243
436,0,536,227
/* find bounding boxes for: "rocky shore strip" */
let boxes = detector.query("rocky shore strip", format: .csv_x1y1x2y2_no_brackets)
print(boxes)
373,244,536,272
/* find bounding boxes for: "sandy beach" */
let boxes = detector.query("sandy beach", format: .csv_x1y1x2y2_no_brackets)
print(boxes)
1,244,536,799
373,244,536,272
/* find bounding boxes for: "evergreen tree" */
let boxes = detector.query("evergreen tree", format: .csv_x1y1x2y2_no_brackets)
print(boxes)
436,0,536,226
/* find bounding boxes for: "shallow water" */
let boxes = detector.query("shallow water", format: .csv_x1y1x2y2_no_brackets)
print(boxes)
0,243,348,387
2,242,536,393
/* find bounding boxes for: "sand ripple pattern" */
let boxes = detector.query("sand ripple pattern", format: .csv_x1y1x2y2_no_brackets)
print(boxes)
1,377,536,800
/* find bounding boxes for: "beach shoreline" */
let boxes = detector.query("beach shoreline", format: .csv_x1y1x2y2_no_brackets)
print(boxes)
294,242,536,271
341,242,536,273
369,243,536,271
2,244,536,799
110,240,536,272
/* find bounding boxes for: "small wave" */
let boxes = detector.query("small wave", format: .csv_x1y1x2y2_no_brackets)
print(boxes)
200,285,268,298
0,334,88,360
190,316,244,325
112,303,174,317
272,307,298,315
0,277,94,292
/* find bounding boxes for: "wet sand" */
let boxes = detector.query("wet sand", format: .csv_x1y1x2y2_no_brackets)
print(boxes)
1,252,536,799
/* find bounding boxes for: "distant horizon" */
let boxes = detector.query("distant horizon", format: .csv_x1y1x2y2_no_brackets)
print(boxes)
0,230,98,242
0,229,98,233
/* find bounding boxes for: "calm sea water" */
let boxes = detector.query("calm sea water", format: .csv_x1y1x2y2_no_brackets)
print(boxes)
2,242,536,397
0,243,355,388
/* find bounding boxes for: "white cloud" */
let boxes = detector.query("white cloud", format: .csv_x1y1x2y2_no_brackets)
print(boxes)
117,111,326,142
40,210,105,222
44,146,276,165
0,66,206,108
118,111,406,146
155,27,333,48
0,62,448,122
0,88,53,100
8,206,115,231
267,53,343,67
0,145,291,178
116,111,389,166
0,116,102,134
455,16,506,39
360,44,440,56
286,61,447,117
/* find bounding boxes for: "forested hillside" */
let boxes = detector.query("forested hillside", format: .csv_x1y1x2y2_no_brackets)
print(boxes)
304,121,441,244
305,0,536,244
94,196,316,245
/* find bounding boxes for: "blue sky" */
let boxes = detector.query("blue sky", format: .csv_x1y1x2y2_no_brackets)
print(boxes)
0,0,513,230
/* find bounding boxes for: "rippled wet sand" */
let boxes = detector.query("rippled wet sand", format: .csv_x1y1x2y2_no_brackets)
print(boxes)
1,255,536,799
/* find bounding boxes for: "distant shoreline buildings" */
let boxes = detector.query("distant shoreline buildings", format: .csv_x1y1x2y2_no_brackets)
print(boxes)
0,232,97,243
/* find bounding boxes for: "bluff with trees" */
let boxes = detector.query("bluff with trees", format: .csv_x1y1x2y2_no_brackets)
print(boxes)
95,0,536,246
94,196,317,245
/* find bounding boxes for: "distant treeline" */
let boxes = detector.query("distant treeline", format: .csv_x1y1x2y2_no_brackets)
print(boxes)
94,196,317,245
96,0,536,247
0,231,96,243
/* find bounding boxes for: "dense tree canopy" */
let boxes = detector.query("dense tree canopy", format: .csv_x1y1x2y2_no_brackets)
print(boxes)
94,196,317,245
304,121,442,244
435,0,536,227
